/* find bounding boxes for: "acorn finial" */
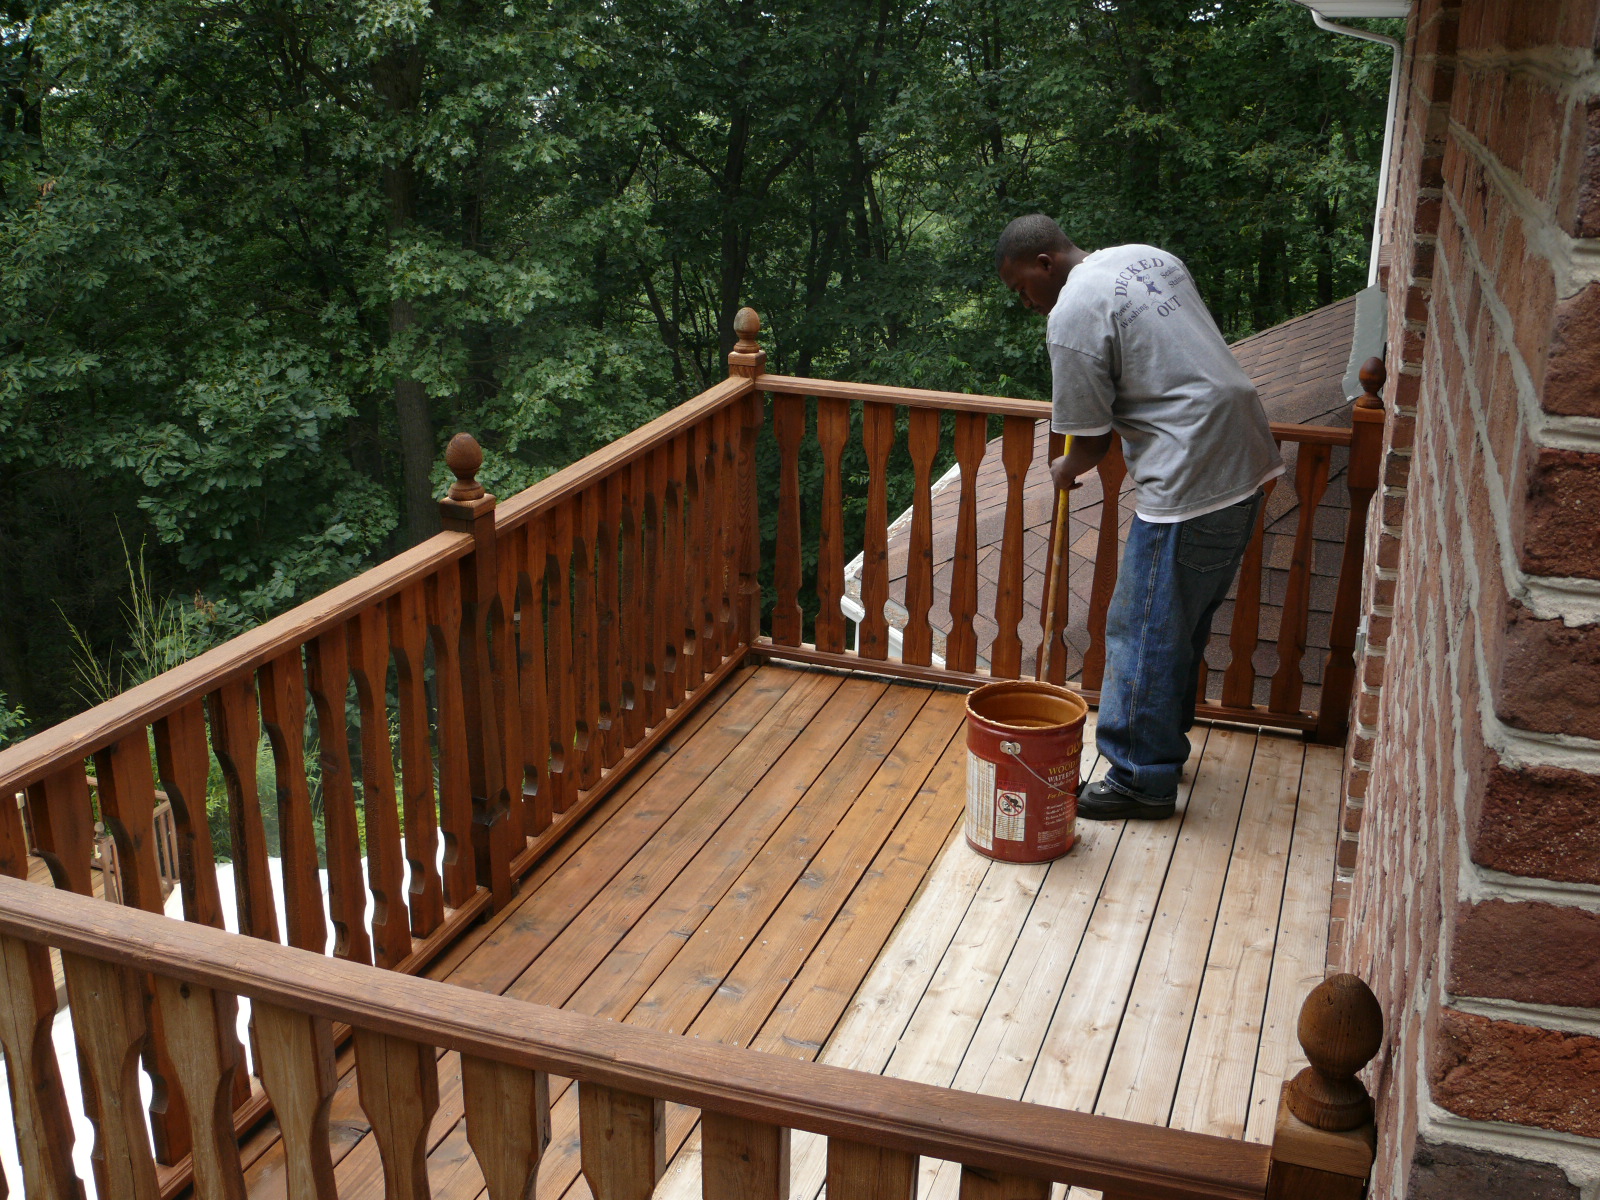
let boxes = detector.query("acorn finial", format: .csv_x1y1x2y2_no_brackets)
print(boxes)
1287,973,1384,1131
445,432,485,502
733,307,761,354
1357,356,1386,410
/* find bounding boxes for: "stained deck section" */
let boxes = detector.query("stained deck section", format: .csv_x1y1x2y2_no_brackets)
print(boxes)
235,660,1339,1200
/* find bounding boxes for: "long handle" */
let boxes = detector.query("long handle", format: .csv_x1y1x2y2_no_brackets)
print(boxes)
1040,438,1073,682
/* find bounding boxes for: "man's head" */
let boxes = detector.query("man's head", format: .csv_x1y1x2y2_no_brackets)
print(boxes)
995,214,1081,315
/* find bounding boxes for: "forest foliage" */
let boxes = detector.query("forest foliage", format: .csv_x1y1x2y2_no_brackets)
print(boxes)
0,0,1395,736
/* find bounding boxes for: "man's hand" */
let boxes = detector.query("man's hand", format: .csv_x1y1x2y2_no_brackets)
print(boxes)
1050,455,1084,492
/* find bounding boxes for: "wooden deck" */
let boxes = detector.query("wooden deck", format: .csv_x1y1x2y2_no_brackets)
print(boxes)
234,659,1341,1200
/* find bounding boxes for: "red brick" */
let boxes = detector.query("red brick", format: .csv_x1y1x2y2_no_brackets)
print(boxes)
1374,575,1398,608
1358,688,1382,727
1451,900,1600,1008
1521,448,1600,578
1393,370,1421,411
1385,455,1413,488
1573,99,1600,239
1348,767,1370,800
1433,1008,1600,1138
1558,0,1600,50
1498,602,1600,739
1542,281,1600,417
1472,756,1600,884
1338,835,1360,871
1362,652,1388,690
1515,256,1556,376
1368,613,1393,645
1343,803,1364,836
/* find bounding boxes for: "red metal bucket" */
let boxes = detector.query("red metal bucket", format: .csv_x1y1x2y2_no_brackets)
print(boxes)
964,680,1088,863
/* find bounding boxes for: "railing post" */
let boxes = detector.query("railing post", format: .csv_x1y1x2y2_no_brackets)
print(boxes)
1315,358,1386,745
727,307,765,649
1267,973,1382,1199
439,433,513,911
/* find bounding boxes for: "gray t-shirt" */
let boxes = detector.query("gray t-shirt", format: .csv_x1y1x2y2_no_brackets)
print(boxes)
1047,244,1283,522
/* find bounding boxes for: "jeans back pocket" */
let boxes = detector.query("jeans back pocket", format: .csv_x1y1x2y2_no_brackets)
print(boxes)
1177,499,1258,572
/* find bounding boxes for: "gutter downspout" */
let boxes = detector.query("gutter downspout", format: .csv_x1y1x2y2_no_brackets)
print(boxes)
1294,3,1403,287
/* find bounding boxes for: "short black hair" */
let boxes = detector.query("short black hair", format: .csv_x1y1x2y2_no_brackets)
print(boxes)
994,214,1072,269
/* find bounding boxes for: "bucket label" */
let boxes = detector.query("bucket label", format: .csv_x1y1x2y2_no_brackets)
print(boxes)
966,751,996,851
995,790,1026,841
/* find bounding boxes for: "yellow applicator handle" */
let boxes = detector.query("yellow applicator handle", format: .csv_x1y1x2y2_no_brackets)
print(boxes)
1041,436,1071,682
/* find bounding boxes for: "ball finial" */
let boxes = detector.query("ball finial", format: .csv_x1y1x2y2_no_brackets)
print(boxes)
1357,356,1386,410
445,432,485,502
733,307,761,353
1287,973,1384,1131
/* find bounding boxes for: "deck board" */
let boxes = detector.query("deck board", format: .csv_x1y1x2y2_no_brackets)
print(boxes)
226,661,1338,1200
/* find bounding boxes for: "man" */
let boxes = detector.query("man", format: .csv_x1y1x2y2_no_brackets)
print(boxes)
995,214,1282,820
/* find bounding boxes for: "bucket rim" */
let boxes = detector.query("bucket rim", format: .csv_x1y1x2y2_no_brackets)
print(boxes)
965,678,1088,732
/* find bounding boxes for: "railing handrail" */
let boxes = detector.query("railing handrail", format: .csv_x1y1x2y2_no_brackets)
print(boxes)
754,372,1353,447
0,530,473,796
0,873,1270,1200
495,374,755,531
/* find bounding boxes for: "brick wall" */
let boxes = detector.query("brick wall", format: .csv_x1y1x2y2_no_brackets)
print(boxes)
1341,1,1600,1195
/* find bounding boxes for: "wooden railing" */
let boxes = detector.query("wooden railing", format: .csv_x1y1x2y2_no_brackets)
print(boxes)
0,872,1382,1200
750,308,1386,746
0,306,1383,1197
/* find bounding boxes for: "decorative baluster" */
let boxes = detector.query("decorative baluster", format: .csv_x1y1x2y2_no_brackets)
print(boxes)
462,1055,550,1200
440,433,512,910
0,788,83,1200
701,1112,788,1200
349,606,412,968
826,1138,916,1200
957,1166,1050,1199
546,499,578,813
305,625,373,964
426,564,477,908
1082,440,1128,691
815,396,850,654
771,393,805,647
1316,359,1388,745
208,677,281,945
1037,433,1072,684
946,412,986,672
599,473,625,768
859,401,896,660
680,429,707,693
389,584,445,936
154,976,248,1200
260,651,329,951
94,730,192,1163
644,445,671,724
354,1031,440,1200
253,1003,338,1200
667,435,691,704
1267,975,1382,1200
24,766,96,896
571,489,600,789
900,408,940,667
65,953,161,1200
152,702,250,1105
691,417,715,683
578,1083,664,1200
990,416,1034,678
494,525,527,847
619,459,647,747
1221,478,1277,711
515,519,553,837
1269,443,1332,715
718,403,741,657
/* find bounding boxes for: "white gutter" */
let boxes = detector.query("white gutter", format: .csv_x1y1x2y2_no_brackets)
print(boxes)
1293,1,1404,287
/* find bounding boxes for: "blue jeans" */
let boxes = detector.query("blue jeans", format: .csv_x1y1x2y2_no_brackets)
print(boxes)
1097,491,1264,801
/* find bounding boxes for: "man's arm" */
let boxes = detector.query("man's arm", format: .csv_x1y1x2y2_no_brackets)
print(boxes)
1050,432,1112,491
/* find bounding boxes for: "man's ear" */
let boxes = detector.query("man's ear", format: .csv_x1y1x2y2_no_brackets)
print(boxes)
1035,252,1053,272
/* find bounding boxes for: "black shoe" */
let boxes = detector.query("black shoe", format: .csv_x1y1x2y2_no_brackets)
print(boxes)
1076,779,1176,821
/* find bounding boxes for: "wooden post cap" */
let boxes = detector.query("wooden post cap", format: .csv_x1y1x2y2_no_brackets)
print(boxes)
1356,357,1386,410
733,307,761,354
445,433,486,502
1287,973,1383,1131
